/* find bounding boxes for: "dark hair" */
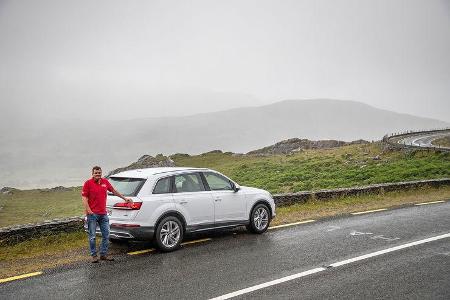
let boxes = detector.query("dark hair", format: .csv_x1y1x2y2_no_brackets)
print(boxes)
92,166,102,173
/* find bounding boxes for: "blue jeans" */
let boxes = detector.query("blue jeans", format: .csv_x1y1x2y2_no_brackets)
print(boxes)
87,214,110,257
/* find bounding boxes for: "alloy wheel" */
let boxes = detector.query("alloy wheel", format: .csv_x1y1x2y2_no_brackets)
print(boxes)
253,207,269,231
159,220,181,248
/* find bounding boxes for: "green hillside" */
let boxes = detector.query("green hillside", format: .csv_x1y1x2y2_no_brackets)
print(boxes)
173,142,450,193
0,142,448,227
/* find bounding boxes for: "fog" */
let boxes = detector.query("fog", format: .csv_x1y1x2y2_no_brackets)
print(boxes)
1,0,450,188
1,0,449,124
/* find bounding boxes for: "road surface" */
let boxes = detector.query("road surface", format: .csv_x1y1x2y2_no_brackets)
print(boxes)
397,131,450,149
1,201,449,299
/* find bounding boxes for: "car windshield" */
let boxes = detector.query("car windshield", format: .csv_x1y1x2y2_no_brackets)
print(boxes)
108,177,146,196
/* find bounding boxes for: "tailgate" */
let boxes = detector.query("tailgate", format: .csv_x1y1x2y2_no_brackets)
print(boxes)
106,195,142,221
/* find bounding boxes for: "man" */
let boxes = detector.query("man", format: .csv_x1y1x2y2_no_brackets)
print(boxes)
82,166,132,263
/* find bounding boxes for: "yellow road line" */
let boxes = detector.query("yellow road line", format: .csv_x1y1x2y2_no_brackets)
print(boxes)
0,272,43,284
269,220,316,230
351,208,388,215
181,238,212,246
415,200,445,206
127,248,155,255
127,238,212,255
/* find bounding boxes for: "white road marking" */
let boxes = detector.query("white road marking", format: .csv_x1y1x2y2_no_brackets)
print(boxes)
209,268,326,300
370,235,400,242
268,220,316,230
327,226,341,232
415,200,445,206
351,208,387,215
330,233,450,267
350,231,373,236
209,232,450,300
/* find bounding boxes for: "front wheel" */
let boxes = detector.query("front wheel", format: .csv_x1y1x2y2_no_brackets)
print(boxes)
155,216,184,252
247,203,270,234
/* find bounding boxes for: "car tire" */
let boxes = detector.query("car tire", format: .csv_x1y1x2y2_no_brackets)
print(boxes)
247,203,270,234
155,216,184,252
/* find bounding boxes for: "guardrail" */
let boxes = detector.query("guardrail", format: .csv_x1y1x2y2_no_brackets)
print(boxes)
1,178,449,246
382,128,450,152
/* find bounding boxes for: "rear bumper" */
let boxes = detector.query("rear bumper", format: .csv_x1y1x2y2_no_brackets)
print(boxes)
84,223,155,241
110,224,155,240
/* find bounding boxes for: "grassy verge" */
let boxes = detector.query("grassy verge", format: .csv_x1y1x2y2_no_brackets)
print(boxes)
1,185,449,279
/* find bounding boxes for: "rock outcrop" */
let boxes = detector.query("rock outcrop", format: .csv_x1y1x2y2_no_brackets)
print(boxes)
107,154,176,176
247,138,369,155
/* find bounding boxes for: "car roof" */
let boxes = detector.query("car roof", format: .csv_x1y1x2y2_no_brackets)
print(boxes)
109,167,211,179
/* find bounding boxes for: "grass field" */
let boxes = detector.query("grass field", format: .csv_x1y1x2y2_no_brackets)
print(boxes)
0,188,83,227
0,142,449,227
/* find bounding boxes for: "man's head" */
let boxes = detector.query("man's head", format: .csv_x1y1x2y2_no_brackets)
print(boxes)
92,166,102,182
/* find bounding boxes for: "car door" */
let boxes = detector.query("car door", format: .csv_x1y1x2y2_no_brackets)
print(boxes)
202,172,246,225
172,172,215,228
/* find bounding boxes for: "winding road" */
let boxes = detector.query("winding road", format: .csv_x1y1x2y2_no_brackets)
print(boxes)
395,129,450,150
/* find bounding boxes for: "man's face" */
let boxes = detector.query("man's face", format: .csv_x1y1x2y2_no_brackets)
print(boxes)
92,169,102,181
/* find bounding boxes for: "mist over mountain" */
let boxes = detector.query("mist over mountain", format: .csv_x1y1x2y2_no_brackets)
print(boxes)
1,99,448,188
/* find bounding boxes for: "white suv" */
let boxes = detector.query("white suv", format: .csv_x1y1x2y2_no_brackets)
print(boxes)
105,167,276,251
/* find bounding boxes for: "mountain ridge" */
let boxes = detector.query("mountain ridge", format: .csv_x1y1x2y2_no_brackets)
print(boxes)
0,99,448,188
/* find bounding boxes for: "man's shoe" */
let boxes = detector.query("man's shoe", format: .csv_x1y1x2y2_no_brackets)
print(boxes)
100,255,115,261
91,256,99,263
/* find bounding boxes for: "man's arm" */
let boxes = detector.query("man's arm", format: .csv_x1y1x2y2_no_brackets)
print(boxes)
110,187,133,203
82,196,94,215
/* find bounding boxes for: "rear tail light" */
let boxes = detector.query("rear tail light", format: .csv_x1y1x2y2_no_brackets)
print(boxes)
113,202,142,210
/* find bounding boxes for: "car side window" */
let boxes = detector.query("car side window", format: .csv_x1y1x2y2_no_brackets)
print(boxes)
204,172,233,191
174,173,205,193
153,177,172,194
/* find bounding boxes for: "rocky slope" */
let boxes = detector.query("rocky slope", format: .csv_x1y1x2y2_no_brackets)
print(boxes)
247,138,369,155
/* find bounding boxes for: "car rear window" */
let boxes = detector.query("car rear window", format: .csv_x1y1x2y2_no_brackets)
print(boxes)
108,177,146,196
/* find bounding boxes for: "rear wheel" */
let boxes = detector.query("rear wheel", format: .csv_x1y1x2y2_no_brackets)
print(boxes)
155,216,184,252
247,203,270,234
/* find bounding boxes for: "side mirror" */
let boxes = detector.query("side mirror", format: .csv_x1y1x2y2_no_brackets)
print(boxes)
233,183,241,192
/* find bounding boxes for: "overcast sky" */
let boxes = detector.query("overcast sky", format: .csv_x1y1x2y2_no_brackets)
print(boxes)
1,0,449,123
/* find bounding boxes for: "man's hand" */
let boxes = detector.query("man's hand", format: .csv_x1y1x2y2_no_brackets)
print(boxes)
82,196,93,215
124,197,133,203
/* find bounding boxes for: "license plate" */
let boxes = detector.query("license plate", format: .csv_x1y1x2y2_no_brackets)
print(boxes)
107,209,112,216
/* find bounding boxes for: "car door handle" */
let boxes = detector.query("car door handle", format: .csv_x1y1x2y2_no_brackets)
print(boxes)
179,201,188,204
214,198,222,202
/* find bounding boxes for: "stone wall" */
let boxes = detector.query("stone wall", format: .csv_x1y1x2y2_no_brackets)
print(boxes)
1,178,449,246
273,178,450,206
0,217,84,246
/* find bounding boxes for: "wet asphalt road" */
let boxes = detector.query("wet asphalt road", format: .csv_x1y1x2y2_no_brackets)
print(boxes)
1,201,449,299
398,132,450,149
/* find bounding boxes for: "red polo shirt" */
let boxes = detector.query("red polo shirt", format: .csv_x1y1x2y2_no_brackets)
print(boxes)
82,178,113,214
